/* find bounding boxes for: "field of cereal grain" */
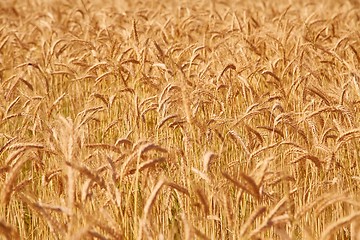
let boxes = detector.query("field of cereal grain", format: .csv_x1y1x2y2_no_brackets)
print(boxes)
1,0,360,239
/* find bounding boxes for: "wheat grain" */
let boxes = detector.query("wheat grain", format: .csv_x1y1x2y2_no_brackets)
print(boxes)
127,157,166,175
248,196,288,238
138,143,167,158
290,154,323,169
202,151,217,173
195,188,210,215
222,171,260,200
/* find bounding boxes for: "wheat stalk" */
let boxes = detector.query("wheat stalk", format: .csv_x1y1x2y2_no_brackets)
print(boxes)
239,205,267,237
320,212,360,240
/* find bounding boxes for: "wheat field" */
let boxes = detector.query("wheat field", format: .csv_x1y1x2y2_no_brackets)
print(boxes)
0,0,360,239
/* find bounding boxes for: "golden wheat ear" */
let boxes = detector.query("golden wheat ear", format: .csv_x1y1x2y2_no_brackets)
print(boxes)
0,220,20,240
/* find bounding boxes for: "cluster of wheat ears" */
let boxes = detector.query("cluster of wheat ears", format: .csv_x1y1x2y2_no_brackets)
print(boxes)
0,0,359,239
